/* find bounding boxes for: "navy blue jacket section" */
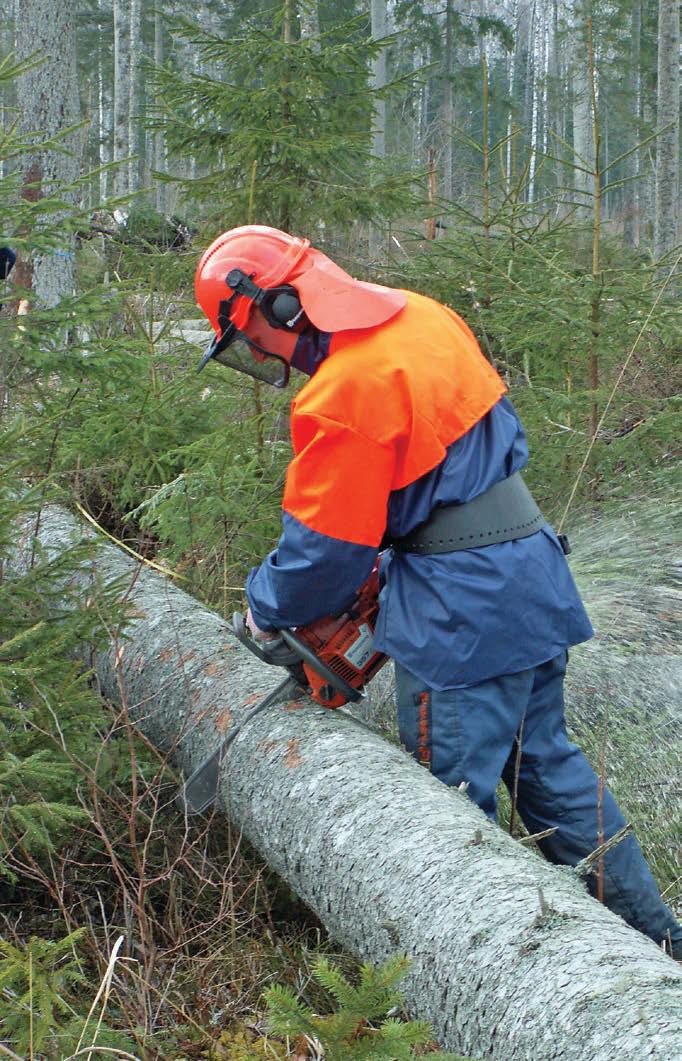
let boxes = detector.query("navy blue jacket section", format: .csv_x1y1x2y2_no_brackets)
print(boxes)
246,395,593,689
246,510,377,630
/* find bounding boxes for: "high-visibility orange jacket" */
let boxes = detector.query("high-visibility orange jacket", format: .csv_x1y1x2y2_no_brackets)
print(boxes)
283,290,506,546
246,290,592,689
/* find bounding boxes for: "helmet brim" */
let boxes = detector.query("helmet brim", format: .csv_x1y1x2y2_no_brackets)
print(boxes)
293,250,407,332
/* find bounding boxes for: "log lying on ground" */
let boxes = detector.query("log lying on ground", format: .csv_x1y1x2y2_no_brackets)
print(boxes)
12,506,682,1061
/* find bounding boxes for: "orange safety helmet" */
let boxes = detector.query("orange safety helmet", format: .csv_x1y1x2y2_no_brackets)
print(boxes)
194,225,407,379
195,225,311,335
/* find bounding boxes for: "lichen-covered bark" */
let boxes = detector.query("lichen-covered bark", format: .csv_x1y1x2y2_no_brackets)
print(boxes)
11,506,682,1061
15,0,80,305
654,0,680,262
113,0,131,197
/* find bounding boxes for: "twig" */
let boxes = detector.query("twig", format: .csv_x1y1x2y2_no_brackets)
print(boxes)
73,934,127,1059
574,824,632,878
509,718,524,836
74,501,186,581
597,715,608,901
64,1049,142,1061
518,826,558,845
0,1042,24,1060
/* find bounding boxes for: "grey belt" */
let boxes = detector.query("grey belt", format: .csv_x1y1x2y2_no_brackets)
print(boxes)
389,472,547,555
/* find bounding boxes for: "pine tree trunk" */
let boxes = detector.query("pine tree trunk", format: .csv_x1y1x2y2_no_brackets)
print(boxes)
653,0,680,262
11,504,682,1061
113,0,131,197
14,0,81,306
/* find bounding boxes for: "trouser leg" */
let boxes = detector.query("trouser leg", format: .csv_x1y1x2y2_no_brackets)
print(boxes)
395,660,534,820
502,651,682,953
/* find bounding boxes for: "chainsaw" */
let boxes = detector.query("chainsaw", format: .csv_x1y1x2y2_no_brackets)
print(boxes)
176,568,388,814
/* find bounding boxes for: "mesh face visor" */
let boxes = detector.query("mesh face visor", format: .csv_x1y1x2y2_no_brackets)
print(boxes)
198,300,291,388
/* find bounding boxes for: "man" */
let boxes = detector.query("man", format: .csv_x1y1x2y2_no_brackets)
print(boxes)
195,224,681,958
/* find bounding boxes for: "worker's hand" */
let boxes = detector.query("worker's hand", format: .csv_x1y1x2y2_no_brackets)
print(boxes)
246,607,278,642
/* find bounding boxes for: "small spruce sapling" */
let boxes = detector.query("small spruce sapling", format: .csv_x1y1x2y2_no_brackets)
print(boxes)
265,954,475,1060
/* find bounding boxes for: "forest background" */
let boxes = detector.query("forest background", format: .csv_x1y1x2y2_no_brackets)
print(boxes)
0,0,680,1058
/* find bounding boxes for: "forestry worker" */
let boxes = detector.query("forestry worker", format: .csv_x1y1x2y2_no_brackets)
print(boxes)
194,224,681,959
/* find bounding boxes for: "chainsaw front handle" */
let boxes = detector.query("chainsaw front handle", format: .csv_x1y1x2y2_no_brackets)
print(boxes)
231,612,299,667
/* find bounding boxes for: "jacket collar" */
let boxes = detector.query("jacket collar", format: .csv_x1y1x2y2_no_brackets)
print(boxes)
291,327,332,376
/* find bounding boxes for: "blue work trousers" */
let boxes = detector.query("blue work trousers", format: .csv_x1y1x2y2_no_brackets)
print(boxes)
395,651,681,954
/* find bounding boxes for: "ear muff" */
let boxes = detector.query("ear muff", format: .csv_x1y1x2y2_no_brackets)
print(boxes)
225,268,306,332
265,288,306,330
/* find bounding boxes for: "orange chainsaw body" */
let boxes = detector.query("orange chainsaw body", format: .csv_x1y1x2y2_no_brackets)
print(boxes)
296,568,388,707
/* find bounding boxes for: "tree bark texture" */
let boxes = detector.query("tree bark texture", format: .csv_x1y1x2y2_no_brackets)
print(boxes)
653,0,680,261
113,0,131,197
370,0,387,163
128,0,143,192
153,10,166,213
623,1,642,246
15,0,80,306
570,4,595,217
368,0,388,258
96,0,111,202
11,506,682,1061
299,0,321,49
440,0,456,204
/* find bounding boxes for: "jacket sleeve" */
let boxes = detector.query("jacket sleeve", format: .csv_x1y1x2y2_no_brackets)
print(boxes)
246,412,395,631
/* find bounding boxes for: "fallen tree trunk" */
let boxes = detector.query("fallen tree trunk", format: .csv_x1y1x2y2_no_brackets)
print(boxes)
12,506,682,1060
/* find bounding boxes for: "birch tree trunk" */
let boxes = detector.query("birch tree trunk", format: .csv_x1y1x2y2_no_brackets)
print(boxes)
128,0,143,193
570,4,594,218
97,0,114,202
545,0,568,200
369,0,388,257
153,9,166,213
14,0,80,306
370,0,387,162
653,0,680,262
506,0,518,191
0,3,15,183
526,3,540,205
299,0,320,48
11,505,682,1061
512,1,533,132
442,0,454,203
623,1,642,246
641,96,656,243
113,0,131,197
